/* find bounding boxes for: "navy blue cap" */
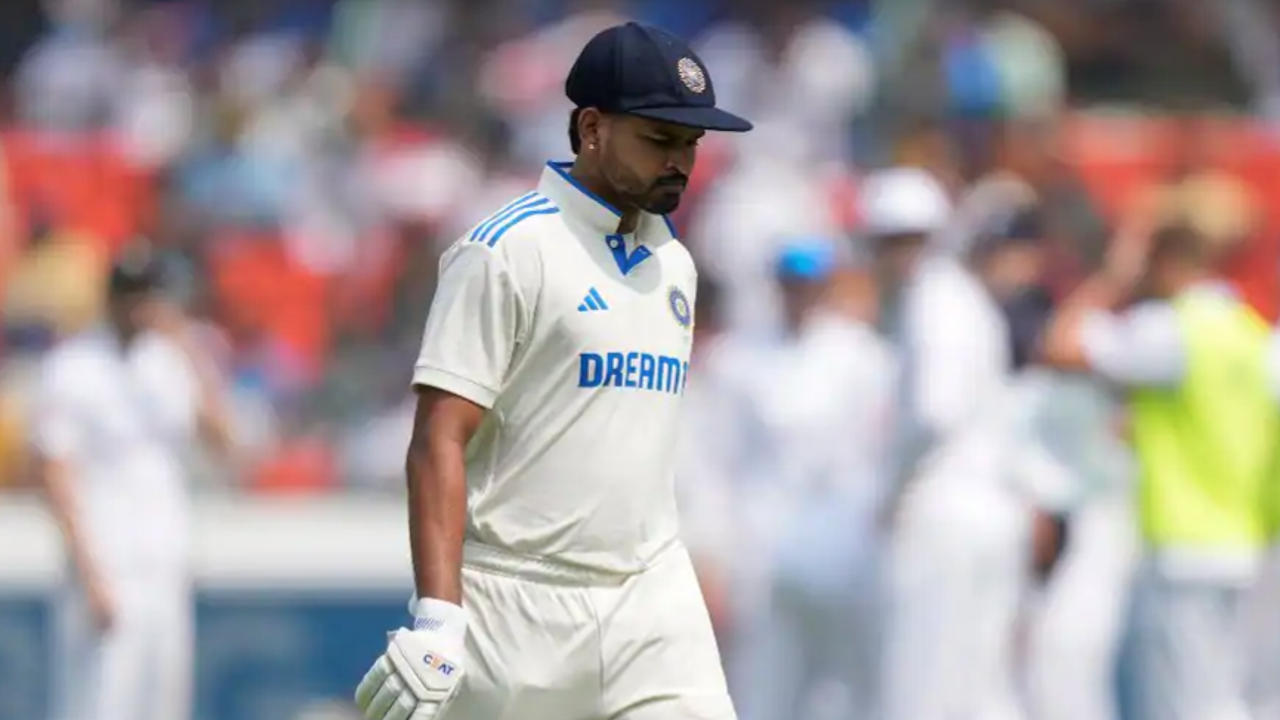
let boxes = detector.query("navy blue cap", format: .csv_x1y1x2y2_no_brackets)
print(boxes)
566,22,752,132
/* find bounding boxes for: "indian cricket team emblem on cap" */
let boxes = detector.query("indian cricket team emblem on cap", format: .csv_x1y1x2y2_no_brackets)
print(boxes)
668,286,692,329
676,57,707,94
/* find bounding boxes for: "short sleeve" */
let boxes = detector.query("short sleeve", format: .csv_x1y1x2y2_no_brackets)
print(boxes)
412,244,528,409
31,358,82,460
901,268,1003,437
1079,301,1185,388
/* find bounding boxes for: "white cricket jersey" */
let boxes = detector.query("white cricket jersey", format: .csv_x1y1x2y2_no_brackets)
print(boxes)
413,161,698,574
32,327,198,578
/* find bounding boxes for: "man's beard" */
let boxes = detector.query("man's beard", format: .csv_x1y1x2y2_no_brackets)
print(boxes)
642,177,687,214
644,192,682,214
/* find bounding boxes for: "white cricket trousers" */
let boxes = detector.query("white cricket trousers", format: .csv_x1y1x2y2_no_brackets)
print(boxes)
881,478,1028,720
51,573,193,720
1024,490,1138,720
1116,560,1253,720
732,488,884,720
444,540,736,720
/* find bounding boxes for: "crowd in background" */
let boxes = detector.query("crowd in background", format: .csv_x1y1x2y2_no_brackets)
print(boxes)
4,0,1280,719
2,0,1279,489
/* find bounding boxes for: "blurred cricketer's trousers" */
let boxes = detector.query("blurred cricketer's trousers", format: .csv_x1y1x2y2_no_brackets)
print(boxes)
731,487,883,720
1024,488,1138,720
1243,547,1280,720
882,475,1029,720
1115,560,1254,720
51,572,192,720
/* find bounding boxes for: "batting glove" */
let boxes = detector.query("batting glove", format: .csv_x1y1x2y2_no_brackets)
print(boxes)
355,599,467,720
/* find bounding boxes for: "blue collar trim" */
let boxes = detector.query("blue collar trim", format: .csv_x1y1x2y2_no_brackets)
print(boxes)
605,234,652,275
547,161,621,217
661,214,678,239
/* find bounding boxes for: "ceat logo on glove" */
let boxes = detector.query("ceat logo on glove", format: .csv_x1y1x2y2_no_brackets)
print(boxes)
423,653,457,677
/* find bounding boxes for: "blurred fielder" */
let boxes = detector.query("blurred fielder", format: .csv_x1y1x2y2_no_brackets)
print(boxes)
721,238,894,720
354,22,752,720
33,246,230,720
1043,208,1278,720
867,167,1029,720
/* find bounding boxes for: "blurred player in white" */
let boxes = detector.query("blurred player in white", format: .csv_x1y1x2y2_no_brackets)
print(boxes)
868,167,1028,720
354,22,752,720
33,245,230,720
719,238,894,720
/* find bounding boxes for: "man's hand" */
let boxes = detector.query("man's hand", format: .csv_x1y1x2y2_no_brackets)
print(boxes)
1102,190,1162,291
356,598,468,719
355,628,465,720
83,570,116,634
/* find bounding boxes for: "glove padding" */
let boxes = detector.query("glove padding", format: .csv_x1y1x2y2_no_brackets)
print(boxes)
355,628,465,719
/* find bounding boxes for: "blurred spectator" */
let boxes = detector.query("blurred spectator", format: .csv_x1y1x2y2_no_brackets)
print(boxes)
112,5,196,168
476,0,627,165
689,121,848,337
695,0,875,164
2,209,103,352
15,0,122,132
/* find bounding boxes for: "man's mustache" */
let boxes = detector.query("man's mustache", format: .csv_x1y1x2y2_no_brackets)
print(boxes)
654,174,688,189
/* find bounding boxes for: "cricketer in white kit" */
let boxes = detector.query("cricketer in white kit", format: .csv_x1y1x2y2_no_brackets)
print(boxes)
33,246,231,720
354,21,752,720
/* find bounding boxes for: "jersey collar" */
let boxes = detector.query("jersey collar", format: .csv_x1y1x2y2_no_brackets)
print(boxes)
538,161,677,275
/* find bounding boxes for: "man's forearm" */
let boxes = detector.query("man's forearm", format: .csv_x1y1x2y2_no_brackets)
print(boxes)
407,438,468,605
37,459,98,583
1041,273,1129,370
170,328,234,456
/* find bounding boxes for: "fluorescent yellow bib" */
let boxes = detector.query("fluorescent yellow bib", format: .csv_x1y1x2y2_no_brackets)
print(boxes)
1131,291,1278,549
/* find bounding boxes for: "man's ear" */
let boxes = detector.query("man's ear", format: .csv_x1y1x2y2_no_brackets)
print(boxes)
579,107,605,151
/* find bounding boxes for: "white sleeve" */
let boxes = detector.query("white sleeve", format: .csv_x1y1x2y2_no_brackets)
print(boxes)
904,285,997,436
32,358,82,461
412,244,529,409
1079,301,1185,388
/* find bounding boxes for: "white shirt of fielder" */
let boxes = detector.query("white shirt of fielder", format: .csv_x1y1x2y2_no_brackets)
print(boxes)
34,326,199,577
412,160,698,574
34,325,200,720
892,253,1013,490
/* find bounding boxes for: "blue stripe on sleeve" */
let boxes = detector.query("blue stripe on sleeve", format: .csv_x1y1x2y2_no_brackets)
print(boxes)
469,191,538,242
488,207,561,247
475,196,550,244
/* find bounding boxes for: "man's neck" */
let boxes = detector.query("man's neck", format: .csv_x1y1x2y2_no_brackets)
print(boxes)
1166,268,1212,298
569,161,641,234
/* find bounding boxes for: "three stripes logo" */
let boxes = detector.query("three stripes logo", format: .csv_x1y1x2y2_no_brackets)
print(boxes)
578,287,609,313
469,192,560,247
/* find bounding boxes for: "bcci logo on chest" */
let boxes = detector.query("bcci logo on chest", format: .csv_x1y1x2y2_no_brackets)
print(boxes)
668,286,691,329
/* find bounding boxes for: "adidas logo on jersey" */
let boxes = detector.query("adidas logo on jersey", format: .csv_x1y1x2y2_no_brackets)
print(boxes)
578,287,609,312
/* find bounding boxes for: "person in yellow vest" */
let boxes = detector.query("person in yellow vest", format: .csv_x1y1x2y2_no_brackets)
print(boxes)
1041,204,1277,720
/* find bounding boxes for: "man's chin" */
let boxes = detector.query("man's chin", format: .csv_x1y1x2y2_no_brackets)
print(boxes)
645,192,682,215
